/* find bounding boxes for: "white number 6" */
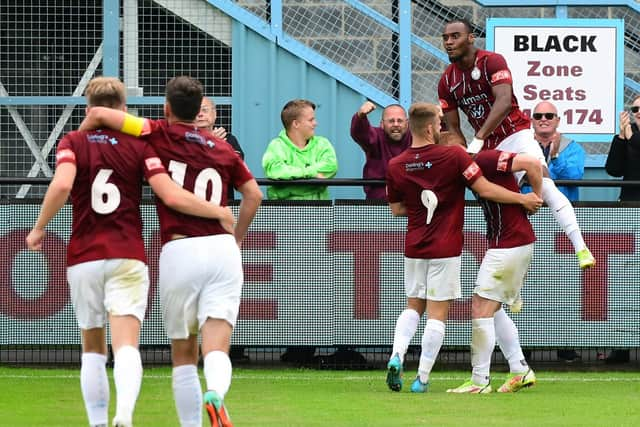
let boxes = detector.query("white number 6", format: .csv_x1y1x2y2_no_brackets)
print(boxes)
91,169,121,214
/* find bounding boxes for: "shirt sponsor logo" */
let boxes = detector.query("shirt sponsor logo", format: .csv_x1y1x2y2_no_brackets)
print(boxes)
459,93,489,106
405,161,432,172
86,133,111,144
145,157,164,171
463,162,480,180
491,69,511,84
185,131,206,145
56,149,76,162
468,104,485,119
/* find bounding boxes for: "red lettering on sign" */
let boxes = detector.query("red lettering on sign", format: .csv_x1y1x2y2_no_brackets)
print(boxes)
555,232,634,321
329,231,404,320
239,232,278,320
0,230,68,319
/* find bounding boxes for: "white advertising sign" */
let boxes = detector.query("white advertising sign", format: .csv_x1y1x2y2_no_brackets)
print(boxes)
3,204,639,348
487,18,624,142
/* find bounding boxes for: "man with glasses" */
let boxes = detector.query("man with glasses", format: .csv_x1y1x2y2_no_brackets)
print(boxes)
438,18,595,270
350,101,411,200
602,97,640,365
196,97,244,202
606,96,640,201
529,101,585,202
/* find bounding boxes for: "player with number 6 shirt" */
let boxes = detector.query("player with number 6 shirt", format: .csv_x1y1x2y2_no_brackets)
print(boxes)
383,102,542,394
26,76,236,427
79,76,262,427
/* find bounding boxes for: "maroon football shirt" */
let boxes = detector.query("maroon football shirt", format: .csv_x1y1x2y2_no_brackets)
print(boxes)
438,49,530,150
386,144,482,259
473,150,536,249
57,129,165,266
143,119,254,244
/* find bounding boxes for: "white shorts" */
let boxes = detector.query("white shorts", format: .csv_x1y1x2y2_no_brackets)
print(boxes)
67,259,149,329
496,129,547,184
404,256,461,301
159,234,243,339
473,243,534,305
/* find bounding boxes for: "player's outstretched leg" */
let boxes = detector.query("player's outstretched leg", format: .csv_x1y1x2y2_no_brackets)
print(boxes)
497,368,537,393
386,353,403,392
541,178,594,269
203,350,234,427
494,309,536,393
204,390,233,427
412,319,445,393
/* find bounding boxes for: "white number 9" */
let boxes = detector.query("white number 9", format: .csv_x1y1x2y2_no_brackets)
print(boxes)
91,169,121,214
420,189,438,225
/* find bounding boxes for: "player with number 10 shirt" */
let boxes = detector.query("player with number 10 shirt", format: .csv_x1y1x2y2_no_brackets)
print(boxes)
140,119,253,244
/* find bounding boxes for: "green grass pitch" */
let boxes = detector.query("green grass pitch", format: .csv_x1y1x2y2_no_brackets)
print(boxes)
1,367,639,426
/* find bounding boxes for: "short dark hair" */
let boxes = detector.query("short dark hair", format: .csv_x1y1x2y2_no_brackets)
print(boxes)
166,76,203,121
446,18,474,34
281,99,315,130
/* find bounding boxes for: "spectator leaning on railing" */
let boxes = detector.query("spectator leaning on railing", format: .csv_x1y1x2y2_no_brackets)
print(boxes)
262,99,338,200
350,101,411,200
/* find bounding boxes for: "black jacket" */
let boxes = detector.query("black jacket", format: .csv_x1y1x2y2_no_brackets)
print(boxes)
605,123,640,201
225,133,244,201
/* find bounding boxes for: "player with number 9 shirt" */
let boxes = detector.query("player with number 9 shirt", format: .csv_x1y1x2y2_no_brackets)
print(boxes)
383,102,542,394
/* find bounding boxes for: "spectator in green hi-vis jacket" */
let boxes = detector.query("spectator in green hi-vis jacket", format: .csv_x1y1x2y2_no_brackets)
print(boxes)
262,99,338,200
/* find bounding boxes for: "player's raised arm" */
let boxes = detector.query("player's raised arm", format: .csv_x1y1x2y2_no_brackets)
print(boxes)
79,106,147,137
471,175,542,213
441,109,466,146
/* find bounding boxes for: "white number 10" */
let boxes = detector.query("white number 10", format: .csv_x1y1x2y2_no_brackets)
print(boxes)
168,160,222,205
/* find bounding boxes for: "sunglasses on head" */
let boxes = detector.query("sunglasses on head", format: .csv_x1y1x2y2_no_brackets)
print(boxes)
532,112,557,120
631,106,640,113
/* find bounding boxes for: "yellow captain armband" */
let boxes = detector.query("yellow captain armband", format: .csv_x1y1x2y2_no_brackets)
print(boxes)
120,114,145,137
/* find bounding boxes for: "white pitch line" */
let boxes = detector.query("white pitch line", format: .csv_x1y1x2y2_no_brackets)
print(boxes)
2,373,640,382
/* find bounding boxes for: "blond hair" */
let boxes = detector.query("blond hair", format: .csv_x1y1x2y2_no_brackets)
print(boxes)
84,77,127,108
408,102,439,135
